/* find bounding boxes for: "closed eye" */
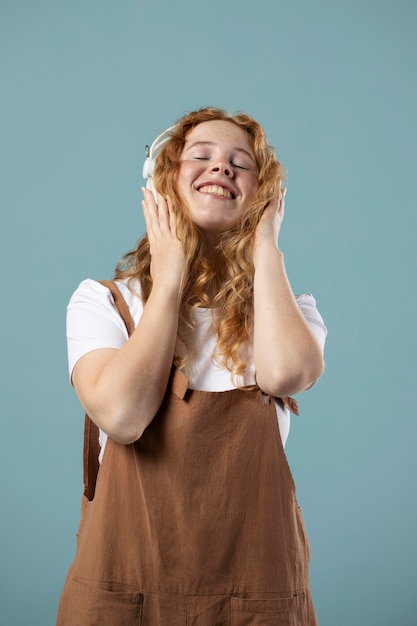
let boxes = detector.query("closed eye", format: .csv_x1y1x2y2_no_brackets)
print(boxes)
194,157,248,169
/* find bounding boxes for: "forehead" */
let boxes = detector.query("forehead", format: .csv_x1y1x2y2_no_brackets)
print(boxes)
183,120,254,153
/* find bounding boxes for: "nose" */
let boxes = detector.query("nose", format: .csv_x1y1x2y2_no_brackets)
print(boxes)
212,161,233,177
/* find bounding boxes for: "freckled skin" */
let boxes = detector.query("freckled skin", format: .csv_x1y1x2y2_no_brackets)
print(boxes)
177,120,258,241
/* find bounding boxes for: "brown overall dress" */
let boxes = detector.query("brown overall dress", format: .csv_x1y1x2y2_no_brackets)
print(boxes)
57,281,318,626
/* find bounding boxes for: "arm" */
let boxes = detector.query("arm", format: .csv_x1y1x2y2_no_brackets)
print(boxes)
72,189,187,444
253,188,325,397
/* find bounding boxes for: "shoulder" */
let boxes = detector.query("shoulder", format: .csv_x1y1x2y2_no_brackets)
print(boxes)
68,277,143,322
66,278,144,379
68,278,113,307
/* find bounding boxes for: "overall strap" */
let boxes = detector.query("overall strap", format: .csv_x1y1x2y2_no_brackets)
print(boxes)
281,395,299,416
99,280,136,336
83,280,135,501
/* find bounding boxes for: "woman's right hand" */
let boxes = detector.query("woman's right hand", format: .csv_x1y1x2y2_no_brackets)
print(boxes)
70,192,187,445
142,187,188,294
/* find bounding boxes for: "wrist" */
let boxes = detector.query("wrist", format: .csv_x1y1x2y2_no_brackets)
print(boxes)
149,280,183,306
253,236,282,269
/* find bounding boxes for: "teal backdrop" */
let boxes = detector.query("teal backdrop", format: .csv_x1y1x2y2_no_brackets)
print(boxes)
1,1,416,624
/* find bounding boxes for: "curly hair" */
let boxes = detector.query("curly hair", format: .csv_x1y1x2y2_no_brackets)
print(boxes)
115,106,285,377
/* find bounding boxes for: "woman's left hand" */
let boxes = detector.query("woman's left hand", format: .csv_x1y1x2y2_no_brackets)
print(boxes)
253,187,286,265
252,185,325,396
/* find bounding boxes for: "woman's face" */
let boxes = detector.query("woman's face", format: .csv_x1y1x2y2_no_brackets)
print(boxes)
176,120,258,239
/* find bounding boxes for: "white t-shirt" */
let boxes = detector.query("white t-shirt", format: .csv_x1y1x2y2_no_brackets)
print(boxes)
67,278,327,458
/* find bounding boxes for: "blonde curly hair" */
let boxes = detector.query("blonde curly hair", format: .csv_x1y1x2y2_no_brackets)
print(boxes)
115,106,285,376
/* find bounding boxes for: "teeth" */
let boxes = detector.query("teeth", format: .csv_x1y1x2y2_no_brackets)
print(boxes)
198,185,232,199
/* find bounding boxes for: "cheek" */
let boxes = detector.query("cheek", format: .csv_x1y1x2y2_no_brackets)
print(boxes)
172,171,193,219
177,162,196,188
174,169,185,194
244,177,259,201
173,169,191,205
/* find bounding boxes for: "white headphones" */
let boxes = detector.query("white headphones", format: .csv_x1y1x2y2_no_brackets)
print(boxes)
142,125,177,201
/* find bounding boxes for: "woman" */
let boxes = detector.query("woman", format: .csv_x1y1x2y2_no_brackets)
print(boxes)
57,107,327,625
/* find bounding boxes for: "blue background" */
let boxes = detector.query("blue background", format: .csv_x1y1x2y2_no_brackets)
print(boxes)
1,1,416,624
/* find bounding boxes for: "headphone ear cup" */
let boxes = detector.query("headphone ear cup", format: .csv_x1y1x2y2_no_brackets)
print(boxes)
142,156,158,203
142,124,176,204
142,157,155,180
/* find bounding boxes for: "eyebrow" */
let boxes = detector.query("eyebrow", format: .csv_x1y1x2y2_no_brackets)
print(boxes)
184,141,256,164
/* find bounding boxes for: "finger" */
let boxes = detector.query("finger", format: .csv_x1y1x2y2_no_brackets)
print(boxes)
141,188,158,241
166,197,179,238
141,186,157,215
277,186,286,217
142,200,155,244
265,193,281,216
155,193,170,231
142,186,158,210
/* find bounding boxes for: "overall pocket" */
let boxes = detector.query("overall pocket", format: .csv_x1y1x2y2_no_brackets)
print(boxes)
57,576,143,626
230,592,308,626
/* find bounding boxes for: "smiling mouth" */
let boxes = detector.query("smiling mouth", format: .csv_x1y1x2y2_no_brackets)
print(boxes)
197,185,235,200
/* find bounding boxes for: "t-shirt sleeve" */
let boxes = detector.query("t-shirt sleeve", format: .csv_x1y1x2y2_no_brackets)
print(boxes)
296,293,327,391
296,293,327,353
66,279,134,380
